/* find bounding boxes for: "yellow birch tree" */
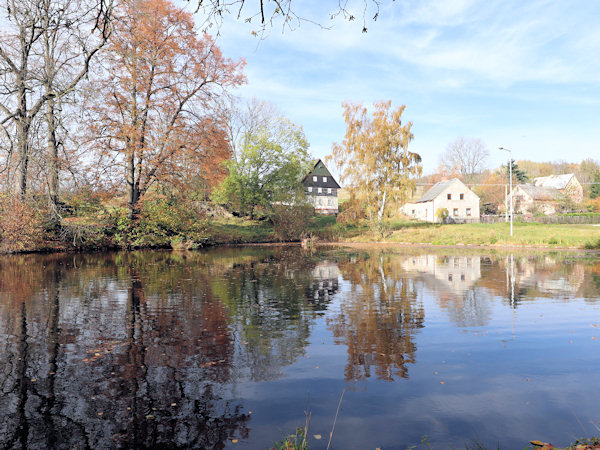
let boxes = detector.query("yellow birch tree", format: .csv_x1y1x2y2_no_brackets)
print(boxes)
331,100,422,229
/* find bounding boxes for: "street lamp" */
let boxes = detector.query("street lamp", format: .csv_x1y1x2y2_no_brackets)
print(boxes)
499,147,513,237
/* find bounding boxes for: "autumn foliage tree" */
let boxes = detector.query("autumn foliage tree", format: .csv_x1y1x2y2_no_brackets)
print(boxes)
90,0,245,214
331,100,422,229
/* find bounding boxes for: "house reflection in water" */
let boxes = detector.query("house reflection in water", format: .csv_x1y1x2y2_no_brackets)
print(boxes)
402,255,490,327
306,261,340,311
515,255,585,297
401,255,481,293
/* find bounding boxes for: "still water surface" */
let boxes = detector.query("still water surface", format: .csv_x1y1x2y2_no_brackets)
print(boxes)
1,246,599,449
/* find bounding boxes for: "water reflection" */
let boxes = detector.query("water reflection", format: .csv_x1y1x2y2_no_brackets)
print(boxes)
0,252,251,449
402,254,489,327
328,252,425,381
306,261,340,311
1,248,600,448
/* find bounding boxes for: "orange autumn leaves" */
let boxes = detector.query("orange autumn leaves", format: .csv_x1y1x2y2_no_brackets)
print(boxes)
90,0,245,208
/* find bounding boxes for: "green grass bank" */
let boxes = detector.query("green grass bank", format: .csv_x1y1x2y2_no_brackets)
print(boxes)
212,216,600,250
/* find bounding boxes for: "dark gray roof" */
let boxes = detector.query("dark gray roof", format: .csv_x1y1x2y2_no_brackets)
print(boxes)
301,159,341,189
417,179,461,203
516,184,562,201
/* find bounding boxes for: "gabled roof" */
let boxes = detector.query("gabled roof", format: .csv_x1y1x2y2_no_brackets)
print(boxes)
417,178,469,203
533,174,575,190
301,159,341,189
516,184,562,201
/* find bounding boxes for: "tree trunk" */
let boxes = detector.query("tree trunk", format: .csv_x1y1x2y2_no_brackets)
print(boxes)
13,70,30,197
377,190,387,224
14,118,29,197
127,151,140,217
46,96,60,224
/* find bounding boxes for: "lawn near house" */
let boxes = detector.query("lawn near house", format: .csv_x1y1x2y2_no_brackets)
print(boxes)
377,221,600,249
205,216,600,250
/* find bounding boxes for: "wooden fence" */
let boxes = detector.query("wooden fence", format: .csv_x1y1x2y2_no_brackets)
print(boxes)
479,214,600,225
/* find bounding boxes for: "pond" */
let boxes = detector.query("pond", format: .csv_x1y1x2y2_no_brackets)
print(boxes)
1,246,599,449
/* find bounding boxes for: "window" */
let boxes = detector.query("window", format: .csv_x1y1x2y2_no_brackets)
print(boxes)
323,176,327,182
460,193,464,200
308,187,312,193
317,198,322,205
447,193,452,200
327,188,332,194
448,274,453,281
466,208,471,216
313,176,317,182
453,208,458,216
317,187,322,193
328,198,333,205
461,274,465,281
412,209,416,215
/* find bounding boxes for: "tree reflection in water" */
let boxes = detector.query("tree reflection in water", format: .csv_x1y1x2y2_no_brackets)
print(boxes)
2,248,599,448
328,252,425,382
0,248,337,448
0,252,253,449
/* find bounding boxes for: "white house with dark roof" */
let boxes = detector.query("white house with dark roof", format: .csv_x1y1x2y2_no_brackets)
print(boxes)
301,159,340,215
402,178,480,223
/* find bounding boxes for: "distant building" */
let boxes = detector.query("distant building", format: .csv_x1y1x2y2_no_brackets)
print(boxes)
533,173,583,204
302,159,340,215
402,178,480,223
512,184,562,215
512,173,583,215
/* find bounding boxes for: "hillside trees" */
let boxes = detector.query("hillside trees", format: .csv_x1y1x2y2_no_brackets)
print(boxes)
214,116,311,219
591,173,600,200
89,0,245,215
0,0,113,201
331,100,422,229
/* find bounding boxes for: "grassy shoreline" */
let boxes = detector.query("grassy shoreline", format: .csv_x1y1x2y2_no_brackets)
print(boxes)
3,215,600,255
347,222,600,250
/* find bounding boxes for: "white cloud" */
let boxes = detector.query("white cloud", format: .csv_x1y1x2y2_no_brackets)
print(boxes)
204,0,600,172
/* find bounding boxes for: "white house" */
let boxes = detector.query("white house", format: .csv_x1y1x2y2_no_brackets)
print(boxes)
402,178,480,223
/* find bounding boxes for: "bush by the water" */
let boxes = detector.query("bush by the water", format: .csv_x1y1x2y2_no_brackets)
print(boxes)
0,195,45,253
107,196,208,249
270,204,313,241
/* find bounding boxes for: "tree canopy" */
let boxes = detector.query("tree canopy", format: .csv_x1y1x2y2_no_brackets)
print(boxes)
440,137,489,182
89,0,245,213
214,116,311,218
195,0,388,34
591,173,600,199
503,159,528,184
331,100,422,228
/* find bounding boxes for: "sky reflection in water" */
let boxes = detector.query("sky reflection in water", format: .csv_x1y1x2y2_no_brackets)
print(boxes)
1,247,599,449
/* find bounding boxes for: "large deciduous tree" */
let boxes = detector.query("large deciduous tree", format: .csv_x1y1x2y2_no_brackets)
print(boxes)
90,0,245,214
440,137,489,182
214,116,311,219
331,100,422,228
0,0,113,199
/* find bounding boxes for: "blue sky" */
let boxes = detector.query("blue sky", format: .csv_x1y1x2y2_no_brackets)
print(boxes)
203,0,600,175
